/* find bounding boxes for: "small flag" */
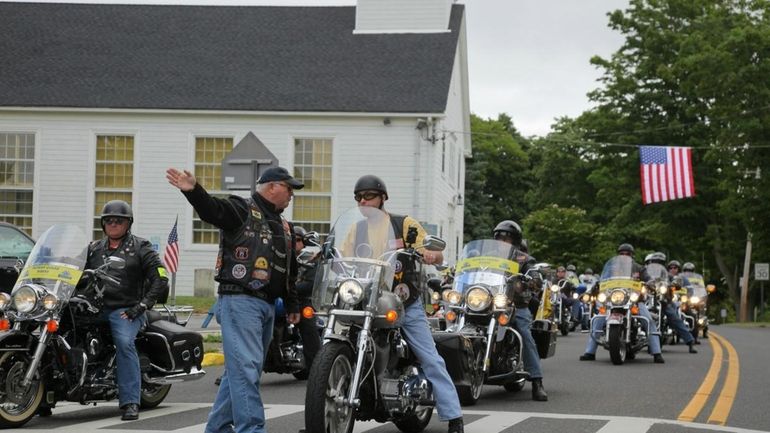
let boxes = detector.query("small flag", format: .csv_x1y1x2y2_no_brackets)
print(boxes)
163,217,180,273
640,146,695,205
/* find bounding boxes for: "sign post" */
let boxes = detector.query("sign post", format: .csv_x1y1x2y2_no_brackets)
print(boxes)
757,263,769,317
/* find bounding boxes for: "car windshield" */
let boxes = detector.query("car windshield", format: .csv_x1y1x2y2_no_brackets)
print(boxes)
0,224,34,259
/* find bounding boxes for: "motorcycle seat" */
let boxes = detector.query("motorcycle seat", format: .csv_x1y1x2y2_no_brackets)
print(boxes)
146,309,178,324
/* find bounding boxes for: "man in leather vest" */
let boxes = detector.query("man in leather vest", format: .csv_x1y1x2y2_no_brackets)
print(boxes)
353,175,464,433
84,200,169,421
166,166,302,433
665,260,698,353
492,220,548,402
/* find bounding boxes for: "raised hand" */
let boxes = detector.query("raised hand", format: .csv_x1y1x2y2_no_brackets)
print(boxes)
166,168,197,192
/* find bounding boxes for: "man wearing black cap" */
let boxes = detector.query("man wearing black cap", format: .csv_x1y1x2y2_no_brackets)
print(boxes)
166,166,303,433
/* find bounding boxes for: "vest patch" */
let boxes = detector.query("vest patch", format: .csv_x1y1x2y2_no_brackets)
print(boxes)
235,247,249,261
255,257,268,269
394,283,410,301
232,264,247,279
252,269,268,280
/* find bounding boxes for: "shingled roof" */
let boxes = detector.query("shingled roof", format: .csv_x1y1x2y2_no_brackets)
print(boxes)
0,2,464,113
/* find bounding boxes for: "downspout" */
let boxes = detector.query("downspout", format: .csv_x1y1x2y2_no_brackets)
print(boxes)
413,116,432,217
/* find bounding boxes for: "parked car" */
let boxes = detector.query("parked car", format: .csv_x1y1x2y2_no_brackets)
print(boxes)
0,222,35,293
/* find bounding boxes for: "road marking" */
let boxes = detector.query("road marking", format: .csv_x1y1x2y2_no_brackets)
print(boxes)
678,333,724,422
708,332,740,426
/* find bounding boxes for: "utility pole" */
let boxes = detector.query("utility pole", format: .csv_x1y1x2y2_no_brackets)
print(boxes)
740,232,752,322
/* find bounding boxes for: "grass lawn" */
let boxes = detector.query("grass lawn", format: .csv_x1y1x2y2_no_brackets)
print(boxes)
159,296,217,313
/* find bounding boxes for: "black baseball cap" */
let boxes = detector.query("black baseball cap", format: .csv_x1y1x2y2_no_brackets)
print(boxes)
257,166,305,189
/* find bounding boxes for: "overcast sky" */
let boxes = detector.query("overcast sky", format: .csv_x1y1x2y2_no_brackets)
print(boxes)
5,0,629,136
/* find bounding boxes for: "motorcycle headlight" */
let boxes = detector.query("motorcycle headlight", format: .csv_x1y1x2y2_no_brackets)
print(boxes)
445,290,462,305
680,295,689,304
466,287,492,312
0,293,11,311
629,292,640,303
672,294,679,302
690,296,700,305
609,290,627,305
698,317,706,325
493,293,508,309
657,284,668,294
549,285,560,293
338,279,364,305
431,291,441,302
597,293,607,303
572,292,579,299
641,286,648,296
12,285,38,313
42,293,59,311
581,293,590,303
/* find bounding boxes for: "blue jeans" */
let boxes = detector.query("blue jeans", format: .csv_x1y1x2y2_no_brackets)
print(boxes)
104,308,146,408
585,303,661,355
664,303,694,344
206,295,275,433
511,307,542,379
401,301,462,422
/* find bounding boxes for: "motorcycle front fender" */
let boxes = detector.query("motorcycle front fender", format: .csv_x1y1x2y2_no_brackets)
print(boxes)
0,330,33,351
322,333,354,350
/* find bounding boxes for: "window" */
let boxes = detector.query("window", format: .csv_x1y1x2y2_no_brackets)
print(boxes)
93,135,134,239
293,138,332,235
0,133,34,234
193,137,233,244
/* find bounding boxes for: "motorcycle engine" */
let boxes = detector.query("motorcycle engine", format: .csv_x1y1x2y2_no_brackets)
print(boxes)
380,366,433,414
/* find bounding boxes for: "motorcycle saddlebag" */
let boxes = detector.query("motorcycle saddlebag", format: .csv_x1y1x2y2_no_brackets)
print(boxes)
141,320,204,372
432,332,475,386
531,319,557,359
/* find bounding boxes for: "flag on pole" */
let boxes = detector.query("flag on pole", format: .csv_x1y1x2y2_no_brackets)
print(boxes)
640,146,695,205
163,217,180,273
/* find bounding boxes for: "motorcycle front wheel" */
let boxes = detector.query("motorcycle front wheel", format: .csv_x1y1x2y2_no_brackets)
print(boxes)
0,352,44,428
457,346,484,406
305,341,355,433
608,325,626,365
140,382,172,408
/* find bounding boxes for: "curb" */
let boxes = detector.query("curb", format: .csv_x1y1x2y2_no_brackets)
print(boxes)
202,352,225,367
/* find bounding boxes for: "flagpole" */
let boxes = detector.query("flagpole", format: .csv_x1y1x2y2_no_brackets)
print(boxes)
171,272,177,307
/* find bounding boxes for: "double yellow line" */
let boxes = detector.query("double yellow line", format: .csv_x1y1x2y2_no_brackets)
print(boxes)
677,332,740,425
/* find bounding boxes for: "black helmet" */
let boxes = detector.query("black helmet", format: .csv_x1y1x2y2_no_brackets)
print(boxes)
100,200,133,231
584,268,593,275
617,243,634,255
354,175,388,200
668,260,681,270
566,264,576,272
682,262,695,272
493,220,522,246
644,251,666,265
293,225,307,239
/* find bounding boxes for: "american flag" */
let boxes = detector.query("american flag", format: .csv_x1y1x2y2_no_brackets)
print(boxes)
163,218,180,274
639,146,695,205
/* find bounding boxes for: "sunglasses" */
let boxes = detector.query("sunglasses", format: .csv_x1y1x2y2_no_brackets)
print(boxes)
354,192,381,202
104,217,127,225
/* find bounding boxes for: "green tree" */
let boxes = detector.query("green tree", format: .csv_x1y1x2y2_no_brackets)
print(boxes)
523,204,598,269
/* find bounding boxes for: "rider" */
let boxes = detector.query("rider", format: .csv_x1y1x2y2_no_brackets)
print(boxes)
682,261,707,340
579,243,665,364
83,200,169,421
554,266,579,326
492,220,548,402
665,260,698,353
353,175,464,433
293,226,322,369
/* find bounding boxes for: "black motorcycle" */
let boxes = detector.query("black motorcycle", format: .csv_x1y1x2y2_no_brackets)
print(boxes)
0,224,205,427
303,207,447,433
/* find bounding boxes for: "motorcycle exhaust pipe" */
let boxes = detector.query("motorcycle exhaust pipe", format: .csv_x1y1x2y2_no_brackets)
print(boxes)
143,367,206,385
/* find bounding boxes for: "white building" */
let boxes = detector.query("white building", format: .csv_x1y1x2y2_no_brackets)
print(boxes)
0,0,471,295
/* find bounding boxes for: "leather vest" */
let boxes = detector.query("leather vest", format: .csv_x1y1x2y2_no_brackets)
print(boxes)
389,215,422,307
215,198,291,294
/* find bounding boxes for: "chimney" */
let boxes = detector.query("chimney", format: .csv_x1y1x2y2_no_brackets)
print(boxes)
354,0,454,34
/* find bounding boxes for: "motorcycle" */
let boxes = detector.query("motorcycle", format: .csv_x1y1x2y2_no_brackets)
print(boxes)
680,271,710,340
303,207,447,433
439,239,534,405
0,224,205,427
591,255,653,365
549,280,574,336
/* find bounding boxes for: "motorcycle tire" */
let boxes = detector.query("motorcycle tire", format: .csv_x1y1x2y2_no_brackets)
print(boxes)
140,382,172,409
608,325,626,365
0,352,44,428
457,348,484,406
305,341,355,433
559,321,569,336
393,407,433,433
292,369,309,380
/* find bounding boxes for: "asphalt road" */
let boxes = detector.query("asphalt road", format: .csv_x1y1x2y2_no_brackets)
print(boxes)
15,323,770,433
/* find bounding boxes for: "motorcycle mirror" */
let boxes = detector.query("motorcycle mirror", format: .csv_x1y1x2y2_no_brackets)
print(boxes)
105,256,126,270
421,235,446,252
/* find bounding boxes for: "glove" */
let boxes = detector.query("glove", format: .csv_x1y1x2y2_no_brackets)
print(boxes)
124,303,147,320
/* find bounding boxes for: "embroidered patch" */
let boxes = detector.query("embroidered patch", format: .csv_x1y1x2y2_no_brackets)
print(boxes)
235,247,249,261
394,260,403,273
394,283,410,301
255,257,269,270
252,269,269,280
232,264,247,279
158,267,168,278
251,209,262,220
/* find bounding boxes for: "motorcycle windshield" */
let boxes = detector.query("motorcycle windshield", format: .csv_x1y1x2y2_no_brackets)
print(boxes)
599,255,641,292
312,207,397,311
453,239,519,295
12,224,87,300
682,271,707,298
644,263,668,283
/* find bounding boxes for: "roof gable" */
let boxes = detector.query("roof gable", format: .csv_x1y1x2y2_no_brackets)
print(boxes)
0,2,464,114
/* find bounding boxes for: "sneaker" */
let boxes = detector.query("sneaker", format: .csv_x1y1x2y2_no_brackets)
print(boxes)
448,417,464,433
579,353,595,361
653,354,665,364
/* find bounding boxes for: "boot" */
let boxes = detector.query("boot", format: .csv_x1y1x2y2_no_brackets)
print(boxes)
121,403,139,421
579,353,595,361
688,342,698,354
653,353,665,364
448,417,464,433
531,378,548,401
